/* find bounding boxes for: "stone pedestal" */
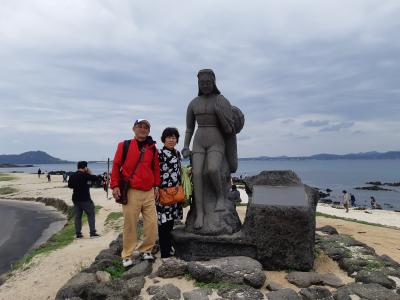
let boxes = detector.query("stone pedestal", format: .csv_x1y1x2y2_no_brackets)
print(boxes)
241,183,317,270
172,170,318,271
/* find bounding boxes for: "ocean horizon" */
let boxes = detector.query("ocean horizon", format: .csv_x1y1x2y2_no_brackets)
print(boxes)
1,159,400,211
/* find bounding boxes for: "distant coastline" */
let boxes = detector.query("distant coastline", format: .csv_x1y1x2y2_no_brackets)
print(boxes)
1,150,400,165
241,151,400,161
0,164,34,168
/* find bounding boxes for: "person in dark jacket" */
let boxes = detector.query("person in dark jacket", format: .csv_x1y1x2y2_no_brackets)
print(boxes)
68,161,100,238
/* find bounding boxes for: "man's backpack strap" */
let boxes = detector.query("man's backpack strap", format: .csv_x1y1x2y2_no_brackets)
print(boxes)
151,146,156,170
121,140,131,169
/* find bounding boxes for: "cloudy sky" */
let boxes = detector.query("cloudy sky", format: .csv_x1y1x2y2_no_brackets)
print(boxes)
1,0,399,160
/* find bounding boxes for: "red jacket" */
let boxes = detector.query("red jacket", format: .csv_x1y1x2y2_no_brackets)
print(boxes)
110,139,160,191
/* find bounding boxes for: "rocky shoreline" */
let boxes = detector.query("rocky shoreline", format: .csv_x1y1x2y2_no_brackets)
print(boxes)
54,225,400,300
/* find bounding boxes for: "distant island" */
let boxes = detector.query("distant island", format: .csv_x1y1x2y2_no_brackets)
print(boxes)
241,151,400,161
0,151,71,164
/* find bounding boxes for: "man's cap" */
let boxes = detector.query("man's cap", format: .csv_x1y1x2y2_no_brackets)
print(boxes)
77,161,88,169
134,119,151,128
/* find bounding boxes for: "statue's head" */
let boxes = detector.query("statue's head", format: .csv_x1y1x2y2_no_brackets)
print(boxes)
197,69,221,96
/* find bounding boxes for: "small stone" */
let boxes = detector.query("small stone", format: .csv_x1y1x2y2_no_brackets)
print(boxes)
286,272,344,288
122,261,153,280
157,257,188,278
96,271,111,283
266,288,301,300
163,283,181,299
217,286,264,300
355,270,396,289
267,281,281,291
316,225,338,235
299,286,334,300
147,285,162,295
183,288,213,300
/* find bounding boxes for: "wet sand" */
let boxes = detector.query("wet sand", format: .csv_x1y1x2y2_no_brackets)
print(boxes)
0,199,66,275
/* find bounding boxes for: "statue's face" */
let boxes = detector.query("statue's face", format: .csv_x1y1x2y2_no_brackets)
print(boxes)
198,73,214,95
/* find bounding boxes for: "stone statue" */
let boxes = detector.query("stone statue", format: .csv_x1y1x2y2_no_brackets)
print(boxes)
182,69,244,235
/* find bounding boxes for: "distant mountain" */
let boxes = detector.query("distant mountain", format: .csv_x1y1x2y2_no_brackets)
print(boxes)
241,151,400,161
0,151,70,164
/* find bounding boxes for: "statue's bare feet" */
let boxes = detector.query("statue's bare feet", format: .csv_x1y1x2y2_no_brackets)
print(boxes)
194,214,203,229
215,199,225,211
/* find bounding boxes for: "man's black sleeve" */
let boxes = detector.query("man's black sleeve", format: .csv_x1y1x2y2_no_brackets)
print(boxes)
68,174,75,189
87,174,99,181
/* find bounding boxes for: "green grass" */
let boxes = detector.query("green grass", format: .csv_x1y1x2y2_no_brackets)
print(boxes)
12,205,102,271
105,212,123,224
364,260,385,271
0,174,16,181
104,259,125,279
0,186,18,195
105,212,123,231
316,212,399,230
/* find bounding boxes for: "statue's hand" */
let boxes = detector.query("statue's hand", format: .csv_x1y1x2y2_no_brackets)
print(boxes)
181,147,191,158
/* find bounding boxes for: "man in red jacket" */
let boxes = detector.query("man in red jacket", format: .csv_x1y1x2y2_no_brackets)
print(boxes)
110,119,160,267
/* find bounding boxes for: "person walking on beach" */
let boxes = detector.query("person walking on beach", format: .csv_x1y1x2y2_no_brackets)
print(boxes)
350,193,356,207
37,168,42,178
68,161,100,238
110,119,160,267
46,173,51,182
342,190,351,213
370,196,377,209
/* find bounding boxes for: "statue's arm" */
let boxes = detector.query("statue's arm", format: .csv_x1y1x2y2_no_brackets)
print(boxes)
182,101,195,158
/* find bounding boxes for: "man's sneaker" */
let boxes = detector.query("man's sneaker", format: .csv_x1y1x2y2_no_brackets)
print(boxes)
76,233,83,239
122,258,133,267
90,233,101,238
141,253,154,260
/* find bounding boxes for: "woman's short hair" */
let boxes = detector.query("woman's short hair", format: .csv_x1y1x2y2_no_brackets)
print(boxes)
161,127,180,143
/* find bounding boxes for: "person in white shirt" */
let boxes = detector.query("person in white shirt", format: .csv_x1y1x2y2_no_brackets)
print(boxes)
342,190,351,213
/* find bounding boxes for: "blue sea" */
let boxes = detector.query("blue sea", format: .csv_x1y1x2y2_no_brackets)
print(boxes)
1,159,400,210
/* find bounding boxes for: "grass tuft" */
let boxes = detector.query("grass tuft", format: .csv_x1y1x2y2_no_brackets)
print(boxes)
0,174,16,181
104,259,125,279
0,187,18,195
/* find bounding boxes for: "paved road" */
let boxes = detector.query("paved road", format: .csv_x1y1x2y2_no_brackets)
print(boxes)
0,199,66,275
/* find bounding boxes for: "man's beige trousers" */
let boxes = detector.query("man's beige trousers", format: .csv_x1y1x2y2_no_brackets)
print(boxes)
121,188,157,259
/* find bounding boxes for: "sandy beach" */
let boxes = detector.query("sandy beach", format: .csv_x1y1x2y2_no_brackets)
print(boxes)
0,173,399,299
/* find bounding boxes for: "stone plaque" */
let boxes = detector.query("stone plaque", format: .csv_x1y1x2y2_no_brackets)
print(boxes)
253,185,307,206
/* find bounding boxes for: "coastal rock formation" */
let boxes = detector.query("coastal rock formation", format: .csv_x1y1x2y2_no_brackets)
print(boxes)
355,270,397,289
156,257,188,278
182,288,212,300
286,272,344,288
187,256,266,288
217,286,264,299
336,282,400,300
299,286,334,300
266,288,301,300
